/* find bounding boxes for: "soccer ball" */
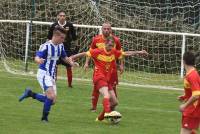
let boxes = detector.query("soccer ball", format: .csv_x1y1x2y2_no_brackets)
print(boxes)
110,117,121,124
110,111,122,124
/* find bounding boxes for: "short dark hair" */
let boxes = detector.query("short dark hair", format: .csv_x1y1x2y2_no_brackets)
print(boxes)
53,26,67,35
183,51,196,66
57,10,65,15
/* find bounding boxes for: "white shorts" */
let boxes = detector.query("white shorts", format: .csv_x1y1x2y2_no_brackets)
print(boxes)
37,69,57,95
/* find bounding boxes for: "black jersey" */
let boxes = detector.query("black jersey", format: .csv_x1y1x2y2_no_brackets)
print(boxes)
47,21,77,51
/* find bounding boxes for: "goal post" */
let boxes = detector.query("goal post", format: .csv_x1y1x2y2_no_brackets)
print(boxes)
1,0,200,90
1,19,200,89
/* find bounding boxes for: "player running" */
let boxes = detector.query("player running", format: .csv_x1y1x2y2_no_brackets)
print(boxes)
19,26,77,122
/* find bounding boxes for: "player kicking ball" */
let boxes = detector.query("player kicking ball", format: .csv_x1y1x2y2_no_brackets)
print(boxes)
71,36,148,123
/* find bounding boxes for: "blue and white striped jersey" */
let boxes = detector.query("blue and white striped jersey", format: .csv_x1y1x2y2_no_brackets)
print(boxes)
36,40,67,78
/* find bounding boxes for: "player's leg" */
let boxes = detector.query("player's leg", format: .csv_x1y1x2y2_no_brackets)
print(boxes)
191,129,197,134
90,84,99,112
41,86,56,122
66,66,73,88
19,70,47,102
19,88,46,102
109,89,118,111
180,128,192,134
96,86,111,121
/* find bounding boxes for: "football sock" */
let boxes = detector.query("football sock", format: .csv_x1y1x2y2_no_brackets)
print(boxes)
191,130,196,134
35,94,46,102
103,98,111,113
42,97,53,120
28,91,46,102
91,87,99,109
66,67,72,87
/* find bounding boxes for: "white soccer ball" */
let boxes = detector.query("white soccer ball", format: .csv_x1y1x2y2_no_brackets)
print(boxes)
110,111,122,124
111,118,121,124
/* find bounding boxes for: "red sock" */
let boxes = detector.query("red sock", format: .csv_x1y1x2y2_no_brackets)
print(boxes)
98,110,105,121
91,86,99,109
103,98,111,113
66,67,72,87
191,130,196,134
113,85,117,98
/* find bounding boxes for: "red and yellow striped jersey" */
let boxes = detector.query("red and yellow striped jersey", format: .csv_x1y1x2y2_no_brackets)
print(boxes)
90,34,122,50
86,48,123,81
183,68,200,117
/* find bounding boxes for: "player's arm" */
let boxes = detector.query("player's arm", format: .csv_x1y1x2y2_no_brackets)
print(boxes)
84,56,91,71
63,56,79,67
35,56,45,65
71,52,88,60
115,37,124,74
179,95,200,112
123,50,148,57
119,58,124,74
35,44,47,64
84,37,96,70
179,76,200,112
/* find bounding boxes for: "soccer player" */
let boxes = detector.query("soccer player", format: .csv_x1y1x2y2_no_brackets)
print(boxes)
178,51,200,134
72,36,148,121
47,10,77,88
84,22,123,112
19,26,77,122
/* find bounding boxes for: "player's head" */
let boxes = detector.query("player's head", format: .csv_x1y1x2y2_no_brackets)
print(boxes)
52,26,67,44
102,22,112,37
183,51,195,66
57,11,66,22
105,36,114,51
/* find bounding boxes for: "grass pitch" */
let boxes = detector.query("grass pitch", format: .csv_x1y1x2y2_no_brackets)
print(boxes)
0,70,183,134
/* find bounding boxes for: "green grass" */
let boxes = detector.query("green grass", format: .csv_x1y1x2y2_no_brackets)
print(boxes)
0,69,185,134
3,58,183,88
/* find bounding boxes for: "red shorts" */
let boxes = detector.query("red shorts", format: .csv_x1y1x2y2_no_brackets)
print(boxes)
182,116,200,129
93,77,113,91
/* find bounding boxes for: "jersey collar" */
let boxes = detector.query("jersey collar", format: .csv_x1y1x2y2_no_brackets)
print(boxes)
58,21,66,27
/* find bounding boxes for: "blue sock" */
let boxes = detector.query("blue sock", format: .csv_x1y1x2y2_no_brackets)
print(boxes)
43,97,53,113
35,94,46,102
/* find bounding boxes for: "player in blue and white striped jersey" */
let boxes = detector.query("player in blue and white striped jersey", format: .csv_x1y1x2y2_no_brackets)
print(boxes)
19,26,77,122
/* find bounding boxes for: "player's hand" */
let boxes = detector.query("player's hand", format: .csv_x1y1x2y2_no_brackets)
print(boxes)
119,64,124,74
179,104,186,112
177,95,185,102
84,63,89,71
138,50,148,57
72,62,79,67
36,58,45,64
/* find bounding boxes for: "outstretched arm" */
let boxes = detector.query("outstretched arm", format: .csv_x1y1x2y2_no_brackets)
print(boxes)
124,50,148,57
63,56,79,67
70,52,87,61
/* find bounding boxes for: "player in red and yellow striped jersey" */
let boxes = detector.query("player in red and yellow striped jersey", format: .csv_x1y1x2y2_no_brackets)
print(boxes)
72,36,148,121
84,22,123,112
178,51,200,134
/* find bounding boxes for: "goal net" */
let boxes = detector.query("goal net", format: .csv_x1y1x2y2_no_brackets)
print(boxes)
0,0,200,89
